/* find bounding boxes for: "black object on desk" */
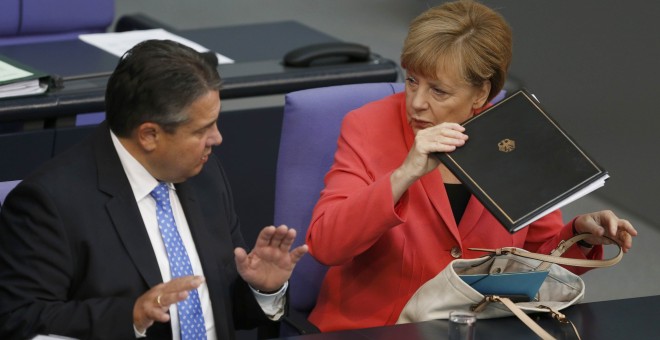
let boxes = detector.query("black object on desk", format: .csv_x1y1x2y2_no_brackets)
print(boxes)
283,42,371,67
0,21,398,123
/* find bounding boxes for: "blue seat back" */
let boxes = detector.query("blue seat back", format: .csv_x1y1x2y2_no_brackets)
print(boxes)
0,180,21,207
0,0,113,46
274,82,405,315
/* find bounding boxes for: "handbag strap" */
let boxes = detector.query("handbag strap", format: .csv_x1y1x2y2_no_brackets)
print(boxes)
538,305,583,340
469,234,622,269
474,296,582,340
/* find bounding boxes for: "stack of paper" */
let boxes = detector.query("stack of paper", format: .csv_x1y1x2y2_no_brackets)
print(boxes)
0,56,49,99
79,29,234,64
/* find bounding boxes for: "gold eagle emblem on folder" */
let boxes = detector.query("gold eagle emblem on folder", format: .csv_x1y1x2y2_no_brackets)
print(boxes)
498,139,516,152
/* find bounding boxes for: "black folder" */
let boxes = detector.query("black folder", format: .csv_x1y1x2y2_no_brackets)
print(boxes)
435,89,609,233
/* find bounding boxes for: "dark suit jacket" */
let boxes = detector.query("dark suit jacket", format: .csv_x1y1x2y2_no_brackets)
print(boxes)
0,123,269,339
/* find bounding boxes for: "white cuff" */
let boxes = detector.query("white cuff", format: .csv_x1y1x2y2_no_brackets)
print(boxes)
250,281,288,320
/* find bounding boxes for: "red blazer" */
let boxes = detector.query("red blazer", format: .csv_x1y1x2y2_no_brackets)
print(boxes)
306,92,602,332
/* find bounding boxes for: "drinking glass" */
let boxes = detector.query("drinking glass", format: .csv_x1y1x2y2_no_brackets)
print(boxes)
448,310,476,340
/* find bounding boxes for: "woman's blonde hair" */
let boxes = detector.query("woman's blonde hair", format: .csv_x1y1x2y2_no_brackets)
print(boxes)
401,0,512,102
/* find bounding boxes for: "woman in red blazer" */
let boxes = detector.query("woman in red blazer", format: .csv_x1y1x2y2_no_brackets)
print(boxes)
305,0,637,332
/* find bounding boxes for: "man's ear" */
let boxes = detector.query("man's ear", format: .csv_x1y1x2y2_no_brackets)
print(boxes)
473,80,492,109
136,122,160,152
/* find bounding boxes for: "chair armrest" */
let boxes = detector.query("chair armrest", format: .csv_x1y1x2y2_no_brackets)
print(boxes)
114,13,179,32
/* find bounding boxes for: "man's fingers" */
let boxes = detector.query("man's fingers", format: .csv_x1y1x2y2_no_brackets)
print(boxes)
155,290,190,309
162,275,205,293
278,228,297,250
154,276,204,309
234,247,249,272
254,225,295,248
135,278,201,333
156,293,164,308
291,244,309,263
148,304,172,323
268,225,290,247
254,226,277,248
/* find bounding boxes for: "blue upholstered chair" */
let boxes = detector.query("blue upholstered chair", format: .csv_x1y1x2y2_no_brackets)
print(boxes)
0,180,21,207
0,0,114,46
273,82,513,334
274,82,405,334
0,128,57,208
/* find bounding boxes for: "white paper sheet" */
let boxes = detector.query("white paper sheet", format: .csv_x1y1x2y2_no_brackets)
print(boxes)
79,29,234,64
0,59,34,82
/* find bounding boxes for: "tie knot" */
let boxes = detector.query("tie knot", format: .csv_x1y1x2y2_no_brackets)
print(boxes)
150,182,170,204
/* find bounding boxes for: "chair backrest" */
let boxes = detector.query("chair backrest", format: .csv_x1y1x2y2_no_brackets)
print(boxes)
0,129,56,208
274,82,512,323
274,82,405,316
0,129,55,182
0,0,114,46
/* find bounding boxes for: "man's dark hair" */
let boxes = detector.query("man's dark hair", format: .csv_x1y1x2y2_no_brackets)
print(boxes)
105,39,222,137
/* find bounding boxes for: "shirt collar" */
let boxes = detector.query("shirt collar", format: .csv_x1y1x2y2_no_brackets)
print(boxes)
110,131,174,201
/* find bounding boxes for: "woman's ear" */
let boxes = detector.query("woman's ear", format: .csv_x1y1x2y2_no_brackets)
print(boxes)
473,80,492,109
136,122,160,152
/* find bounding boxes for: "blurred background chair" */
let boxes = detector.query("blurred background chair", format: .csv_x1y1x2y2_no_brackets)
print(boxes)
0,0,114,46
273,80,516,336
0,129,55,182
0,129,56,208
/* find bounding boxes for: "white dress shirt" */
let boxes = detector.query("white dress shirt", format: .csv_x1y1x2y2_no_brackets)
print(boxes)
110,132,285,339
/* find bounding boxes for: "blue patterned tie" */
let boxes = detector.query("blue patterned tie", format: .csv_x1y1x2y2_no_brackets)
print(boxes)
150,182,207,340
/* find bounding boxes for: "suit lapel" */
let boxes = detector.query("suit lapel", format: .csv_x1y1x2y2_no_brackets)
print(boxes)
457,196,485,236
419,173,463,243
175,181,230,335
174,182,222,286
419,172,488,243
93,124,163,288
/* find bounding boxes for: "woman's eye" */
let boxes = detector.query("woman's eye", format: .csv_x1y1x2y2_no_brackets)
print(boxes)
432,87,446,96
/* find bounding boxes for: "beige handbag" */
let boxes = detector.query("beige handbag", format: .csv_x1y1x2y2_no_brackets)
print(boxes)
396,234,622,340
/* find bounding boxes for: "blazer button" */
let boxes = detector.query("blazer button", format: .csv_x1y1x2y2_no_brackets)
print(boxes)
450,246,462,259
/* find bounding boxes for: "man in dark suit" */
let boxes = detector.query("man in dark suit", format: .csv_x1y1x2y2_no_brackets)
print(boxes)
0,40,307,339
